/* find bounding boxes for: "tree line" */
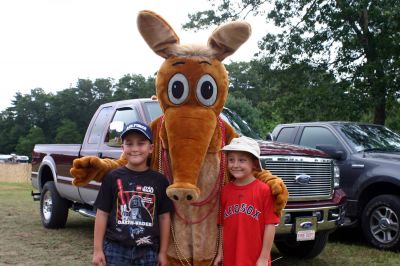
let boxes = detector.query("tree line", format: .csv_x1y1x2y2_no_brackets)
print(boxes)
1,59,399,158
1,0,399,157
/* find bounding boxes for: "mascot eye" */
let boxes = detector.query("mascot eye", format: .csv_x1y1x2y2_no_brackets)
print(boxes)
196,74,217,106
168,73,189,105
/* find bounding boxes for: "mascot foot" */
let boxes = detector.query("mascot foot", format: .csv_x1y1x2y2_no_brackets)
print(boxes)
167,182,200,203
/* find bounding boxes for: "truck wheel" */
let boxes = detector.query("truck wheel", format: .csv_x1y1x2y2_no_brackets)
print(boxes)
275,231,329,259
40,181,70,229
361,195,400,251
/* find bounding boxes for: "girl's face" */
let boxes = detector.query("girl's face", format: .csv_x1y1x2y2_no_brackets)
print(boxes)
122,132,153,171
227,151,258,183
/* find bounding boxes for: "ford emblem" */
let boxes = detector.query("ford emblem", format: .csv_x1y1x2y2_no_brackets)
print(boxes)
300,221,313,229
295,174,312,185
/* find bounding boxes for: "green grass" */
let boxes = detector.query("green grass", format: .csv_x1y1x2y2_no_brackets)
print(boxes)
0,182,399,265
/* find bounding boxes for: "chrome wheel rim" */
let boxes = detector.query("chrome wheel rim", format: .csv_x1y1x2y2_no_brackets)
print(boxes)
370,206,399,244
42,190,53,221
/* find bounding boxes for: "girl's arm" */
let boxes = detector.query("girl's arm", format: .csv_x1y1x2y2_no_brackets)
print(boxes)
214,226,223,266
93,209,109,266
158,212,171,266
256,224,276,266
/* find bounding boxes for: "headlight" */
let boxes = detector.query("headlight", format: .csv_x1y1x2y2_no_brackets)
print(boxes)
333,161,340,188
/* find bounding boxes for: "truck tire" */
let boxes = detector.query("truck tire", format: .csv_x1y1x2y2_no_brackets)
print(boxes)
361,194,400,251
275,231,329,259
40,181,70,229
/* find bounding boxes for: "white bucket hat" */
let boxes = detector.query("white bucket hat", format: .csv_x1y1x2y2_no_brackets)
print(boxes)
221,136,263,170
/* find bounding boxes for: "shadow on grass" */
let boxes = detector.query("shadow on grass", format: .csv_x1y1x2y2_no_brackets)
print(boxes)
329,226,368,246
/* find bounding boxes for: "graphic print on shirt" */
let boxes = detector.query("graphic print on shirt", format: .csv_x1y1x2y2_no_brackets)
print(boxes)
116,179,156,228
224,203,261,221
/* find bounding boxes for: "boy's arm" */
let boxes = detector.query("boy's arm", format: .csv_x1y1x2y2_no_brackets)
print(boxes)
158,212,171,266
256,224,276,266
93,209,109,266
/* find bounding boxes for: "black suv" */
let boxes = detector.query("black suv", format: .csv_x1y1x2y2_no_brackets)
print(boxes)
270,121,400,251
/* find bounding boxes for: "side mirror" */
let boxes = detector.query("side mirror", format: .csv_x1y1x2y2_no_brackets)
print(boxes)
108,121,125,147
109,121,125,132
266,133,274,141
316,144,346,160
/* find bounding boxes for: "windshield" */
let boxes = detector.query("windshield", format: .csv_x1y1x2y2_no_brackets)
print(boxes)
220,108,261,140
337,124,400,153
142,101,261,140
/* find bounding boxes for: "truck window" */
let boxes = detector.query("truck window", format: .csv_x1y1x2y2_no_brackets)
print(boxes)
106,108,140,146
144,101,163,122
88,106,113,144
299,126,340,149
276,127,295,143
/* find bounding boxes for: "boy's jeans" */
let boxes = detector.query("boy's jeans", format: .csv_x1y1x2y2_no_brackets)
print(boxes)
104,239,158,266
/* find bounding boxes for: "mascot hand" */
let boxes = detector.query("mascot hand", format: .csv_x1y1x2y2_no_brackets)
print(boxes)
70,156,112,186
255,170,288,216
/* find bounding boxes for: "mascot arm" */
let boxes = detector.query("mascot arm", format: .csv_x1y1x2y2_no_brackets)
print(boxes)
255,170,288,217
71,154,127,186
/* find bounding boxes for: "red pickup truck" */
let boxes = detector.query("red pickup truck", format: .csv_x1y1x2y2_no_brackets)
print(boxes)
31,98,346,259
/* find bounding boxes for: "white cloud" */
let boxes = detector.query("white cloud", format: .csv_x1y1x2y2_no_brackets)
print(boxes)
0,0,268,111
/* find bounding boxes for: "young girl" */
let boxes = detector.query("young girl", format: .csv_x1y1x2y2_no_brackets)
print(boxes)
214,136,280,266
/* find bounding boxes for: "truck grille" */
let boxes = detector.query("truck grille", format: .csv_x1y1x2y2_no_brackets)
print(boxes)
261,156,333,201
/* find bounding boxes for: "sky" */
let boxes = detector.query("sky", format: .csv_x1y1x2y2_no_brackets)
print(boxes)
0,0,269,111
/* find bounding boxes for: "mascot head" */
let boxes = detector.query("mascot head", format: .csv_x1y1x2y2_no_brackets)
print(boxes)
137,10,251,202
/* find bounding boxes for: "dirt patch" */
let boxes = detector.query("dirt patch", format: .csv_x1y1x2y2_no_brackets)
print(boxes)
0,163,31,183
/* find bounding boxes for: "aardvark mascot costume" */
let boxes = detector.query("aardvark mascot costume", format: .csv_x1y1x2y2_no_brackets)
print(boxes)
71,10,288,266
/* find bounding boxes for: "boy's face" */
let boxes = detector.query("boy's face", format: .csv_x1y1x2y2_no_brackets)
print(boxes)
122,132,153,169
227,151,258,181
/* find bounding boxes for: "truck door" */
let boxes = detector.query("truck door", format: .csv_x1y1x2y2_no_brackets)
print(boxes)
297,126,355,198
79,105,143,205
77,105,114,204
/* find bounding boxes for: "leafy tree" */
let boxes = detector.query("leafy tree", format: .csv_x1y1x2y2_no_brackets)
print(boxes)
9,88,52,136
185,0,400,125
114,74,156,101
226,61,265,103
225,95,265,135
55,119,83,143
15,127,46,156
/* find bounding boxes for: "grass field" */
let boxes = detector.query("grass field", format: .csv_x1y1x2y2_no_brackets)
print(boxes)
0,182,399,265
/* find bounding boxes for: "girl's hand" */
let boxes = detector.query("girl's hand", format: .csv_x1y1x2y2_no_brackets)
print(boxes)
255,255,269,266
213,253,223,266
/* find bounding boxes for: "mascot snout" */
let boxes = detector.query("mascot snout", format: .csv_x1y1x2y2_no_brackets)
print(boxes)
163,106,217,203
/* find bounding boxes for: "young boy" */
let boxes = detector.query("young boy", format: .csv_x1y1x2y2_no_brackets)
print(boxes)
92,121,173,266
214,136,280,266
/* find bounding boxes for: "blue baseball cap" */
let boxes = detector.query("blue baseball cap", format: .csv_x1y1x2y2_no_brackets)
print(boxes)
120,121,153,143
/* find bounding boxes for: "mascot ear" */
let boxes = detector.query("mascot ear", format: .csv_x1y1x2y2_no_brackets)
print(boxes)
208,21,251,61
137,10,180,59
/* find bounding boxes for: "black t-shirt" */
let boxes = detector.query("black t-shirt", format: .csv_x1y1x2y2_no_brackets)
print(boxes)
94,166,173,248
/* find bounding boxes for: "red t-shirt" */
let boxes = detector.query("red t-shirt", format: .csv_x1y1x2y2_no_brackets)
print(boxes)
220,179,280,266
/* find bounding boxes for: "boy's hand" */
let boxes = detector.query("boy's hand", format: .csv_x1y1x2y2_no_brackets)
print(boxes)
158,252,168,266
92,250,106,266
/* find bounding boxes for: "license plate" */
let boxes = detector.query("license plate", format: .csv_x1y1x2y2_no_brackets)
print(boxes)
295,217,317,241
